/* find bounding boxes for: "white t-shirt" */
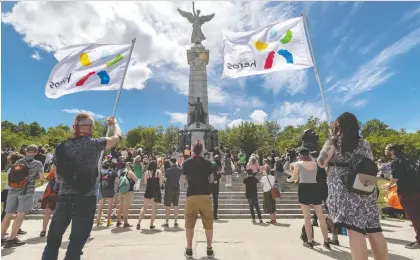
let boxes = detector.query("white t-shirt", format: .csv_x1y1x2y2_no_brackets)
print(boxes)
260,175,276,192
45,153,53,164
121,150,128,159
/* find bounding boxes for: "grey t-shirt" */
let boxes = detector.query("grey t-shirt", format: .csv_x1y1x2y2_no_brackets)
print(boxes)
57,136,107,196
165,165,183,189
9,157,43,196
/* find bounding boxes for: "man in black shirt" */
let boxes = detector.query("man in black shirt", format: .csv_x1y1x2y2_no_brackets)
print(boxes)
162,158,183,228
243,169,262,223
181,142,215,258
385,143,420,249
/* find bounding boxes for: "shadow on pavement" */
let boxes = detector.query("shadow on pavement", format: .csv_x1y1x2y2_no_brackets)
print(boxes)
313,246,415,260
164,227,184,232
1,248,15,257
60,237,94,249
25,236,46,244
381,228,395,233
141,229,162,235
385,237,412,245
111,227,132,234
214,220,229,224
92,226,109,231
273,223,291,227
381,223,401,228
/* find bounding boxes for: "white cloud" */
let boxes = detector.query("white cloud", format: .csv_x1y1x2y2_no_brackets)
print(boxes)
249,110,268,124
328,27,420,102
332,2,363,39
62,108,105,119
353,99,368,108
228,119,245,128
263,70,308,96
271,101,326,127
209,115,229,129
325,76,333,84
165,112,187,125
31,50,42,60
2,1,297,104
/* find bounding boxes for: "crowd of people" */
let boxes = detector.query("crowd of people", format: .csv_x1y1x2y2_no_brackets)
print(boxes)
1,111,419,260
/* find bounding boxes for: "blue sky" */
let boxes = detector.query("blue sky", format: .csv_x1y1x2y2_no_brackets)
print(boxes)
2,1,420,133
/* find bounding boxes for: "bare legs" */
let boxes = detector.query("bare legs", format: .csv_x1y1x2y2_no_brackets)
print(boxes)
301,205,314,242
42,208,53,232
367,232,389,260
313,205,329,242
151,201,157,227
186,228,194,249
97,199,105,224
1,212,24,240
225,175,232,186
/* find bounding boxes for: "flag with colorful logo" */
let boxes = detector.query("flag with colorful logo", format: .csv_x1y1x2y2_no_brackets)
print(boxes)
222,17,313,79
45,43,132,98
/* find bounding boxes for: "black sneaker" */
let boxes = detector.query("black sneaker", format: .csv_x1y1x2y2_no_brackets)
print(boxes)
17,229,27,235
207,247,215,258
184,248,193,258
162,223,169,228
303,241,313,248
323,242,331,250
1,238,6,247
328,238,340,246
4,238,25,248
174,222,179,227
312,221,319,227
252,219,256,224
405,241,420,249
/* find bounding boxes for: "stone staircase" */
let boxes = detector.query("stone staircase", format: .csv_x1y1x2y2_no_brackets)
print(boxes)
28,174,307,219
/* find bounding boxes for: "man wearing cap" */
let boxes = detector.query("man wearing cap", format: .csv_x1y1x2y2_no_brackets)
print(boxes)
1,144,44,248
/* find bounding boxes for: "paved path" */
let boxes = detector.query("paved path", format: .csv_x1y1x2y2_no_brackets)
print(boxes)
2,218,419,260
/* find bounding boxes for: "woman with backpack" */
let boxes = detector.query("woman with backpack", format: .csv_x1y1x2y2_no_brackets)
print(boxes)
97,161,119,227
40,163,59,237
317,112,388,260
137,160,163,230
116,163,138,228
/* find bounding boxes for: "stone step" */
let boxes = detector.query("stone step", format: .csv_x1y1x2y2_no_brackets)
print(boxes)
125,200,299,205
24,213,306,220
106,203,301,209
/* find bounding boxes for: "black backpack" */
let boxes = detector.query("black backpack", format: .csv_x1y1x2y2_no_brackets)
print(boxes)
55,141,98,195
100,170,115,191
340,154,378,196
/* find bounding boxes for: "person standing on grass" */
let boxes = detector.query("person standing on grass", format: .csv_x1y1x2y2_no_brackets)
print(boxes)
181,141,215,259
243,169,263,224
1,145,45,248
384,143,420,249
41,114,122,260
162,158,183,228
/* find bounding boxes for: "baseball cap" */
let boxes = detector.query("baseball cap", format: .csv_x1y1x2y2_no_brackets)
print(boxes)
25,144,38,154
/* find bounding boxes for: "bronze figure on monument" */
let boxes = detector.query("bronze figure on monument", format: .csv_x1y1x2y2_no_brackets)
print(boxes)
189,97,207,124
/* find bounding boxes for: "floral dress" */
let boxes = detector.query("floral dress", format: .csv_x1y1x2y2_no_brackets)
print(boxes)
322,138,382,234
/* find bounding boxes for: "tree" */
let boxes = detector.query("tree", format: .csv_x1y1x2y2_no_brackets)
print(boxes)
29,122,46,137
141,128,158,154
361,119,391,138
126,127,143,147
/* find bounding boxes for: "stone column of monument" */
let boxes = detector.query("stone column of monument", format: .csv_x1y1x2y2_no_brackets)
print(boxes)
177,3,218,152
187,45,209,126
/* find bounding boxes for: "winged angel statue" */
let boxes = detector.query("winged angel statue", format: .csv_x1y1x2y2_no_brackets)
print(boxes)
177,2,215,44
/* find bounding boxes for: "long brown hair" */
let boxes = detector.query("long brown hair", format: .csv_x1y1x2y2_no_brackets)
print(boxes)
332,112,360,154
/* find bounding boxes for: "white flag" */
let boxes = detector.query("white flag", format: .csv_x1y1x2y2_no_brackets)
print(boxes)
45,43,132,98
222,17,313,79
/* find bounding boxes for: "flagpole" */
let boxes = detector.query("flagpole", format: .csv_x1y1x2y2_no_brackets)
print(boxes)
106,37,136,137
98,38,136,168
302,13,332,134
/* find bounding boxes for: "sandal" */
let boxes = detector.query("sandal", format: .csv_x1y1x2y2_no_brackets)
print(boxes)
136,224,140,230
40,231,47,237
267,220,276,224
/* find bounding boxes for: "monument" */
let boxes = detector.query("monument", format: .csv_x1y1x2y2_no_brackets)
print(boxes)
177,2,219,152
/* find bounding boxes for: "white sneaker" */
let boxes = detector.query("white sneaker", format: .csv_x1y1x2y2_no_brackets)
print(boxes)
111,209,117,217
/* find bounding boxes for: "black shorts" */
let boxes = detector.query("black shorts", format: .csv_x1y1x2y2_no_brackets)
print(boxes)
298,183,322,205
101,189,115,199
164,187,180,207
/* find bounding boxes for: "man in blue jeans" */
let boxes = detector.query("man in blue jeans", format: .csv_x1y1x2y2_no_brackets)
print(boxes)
42,113,122,260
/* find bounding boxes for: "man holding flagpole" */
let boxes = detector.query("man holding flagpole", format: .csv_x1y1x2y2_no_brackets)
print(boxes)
41,39,136,260
42,114,122,260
